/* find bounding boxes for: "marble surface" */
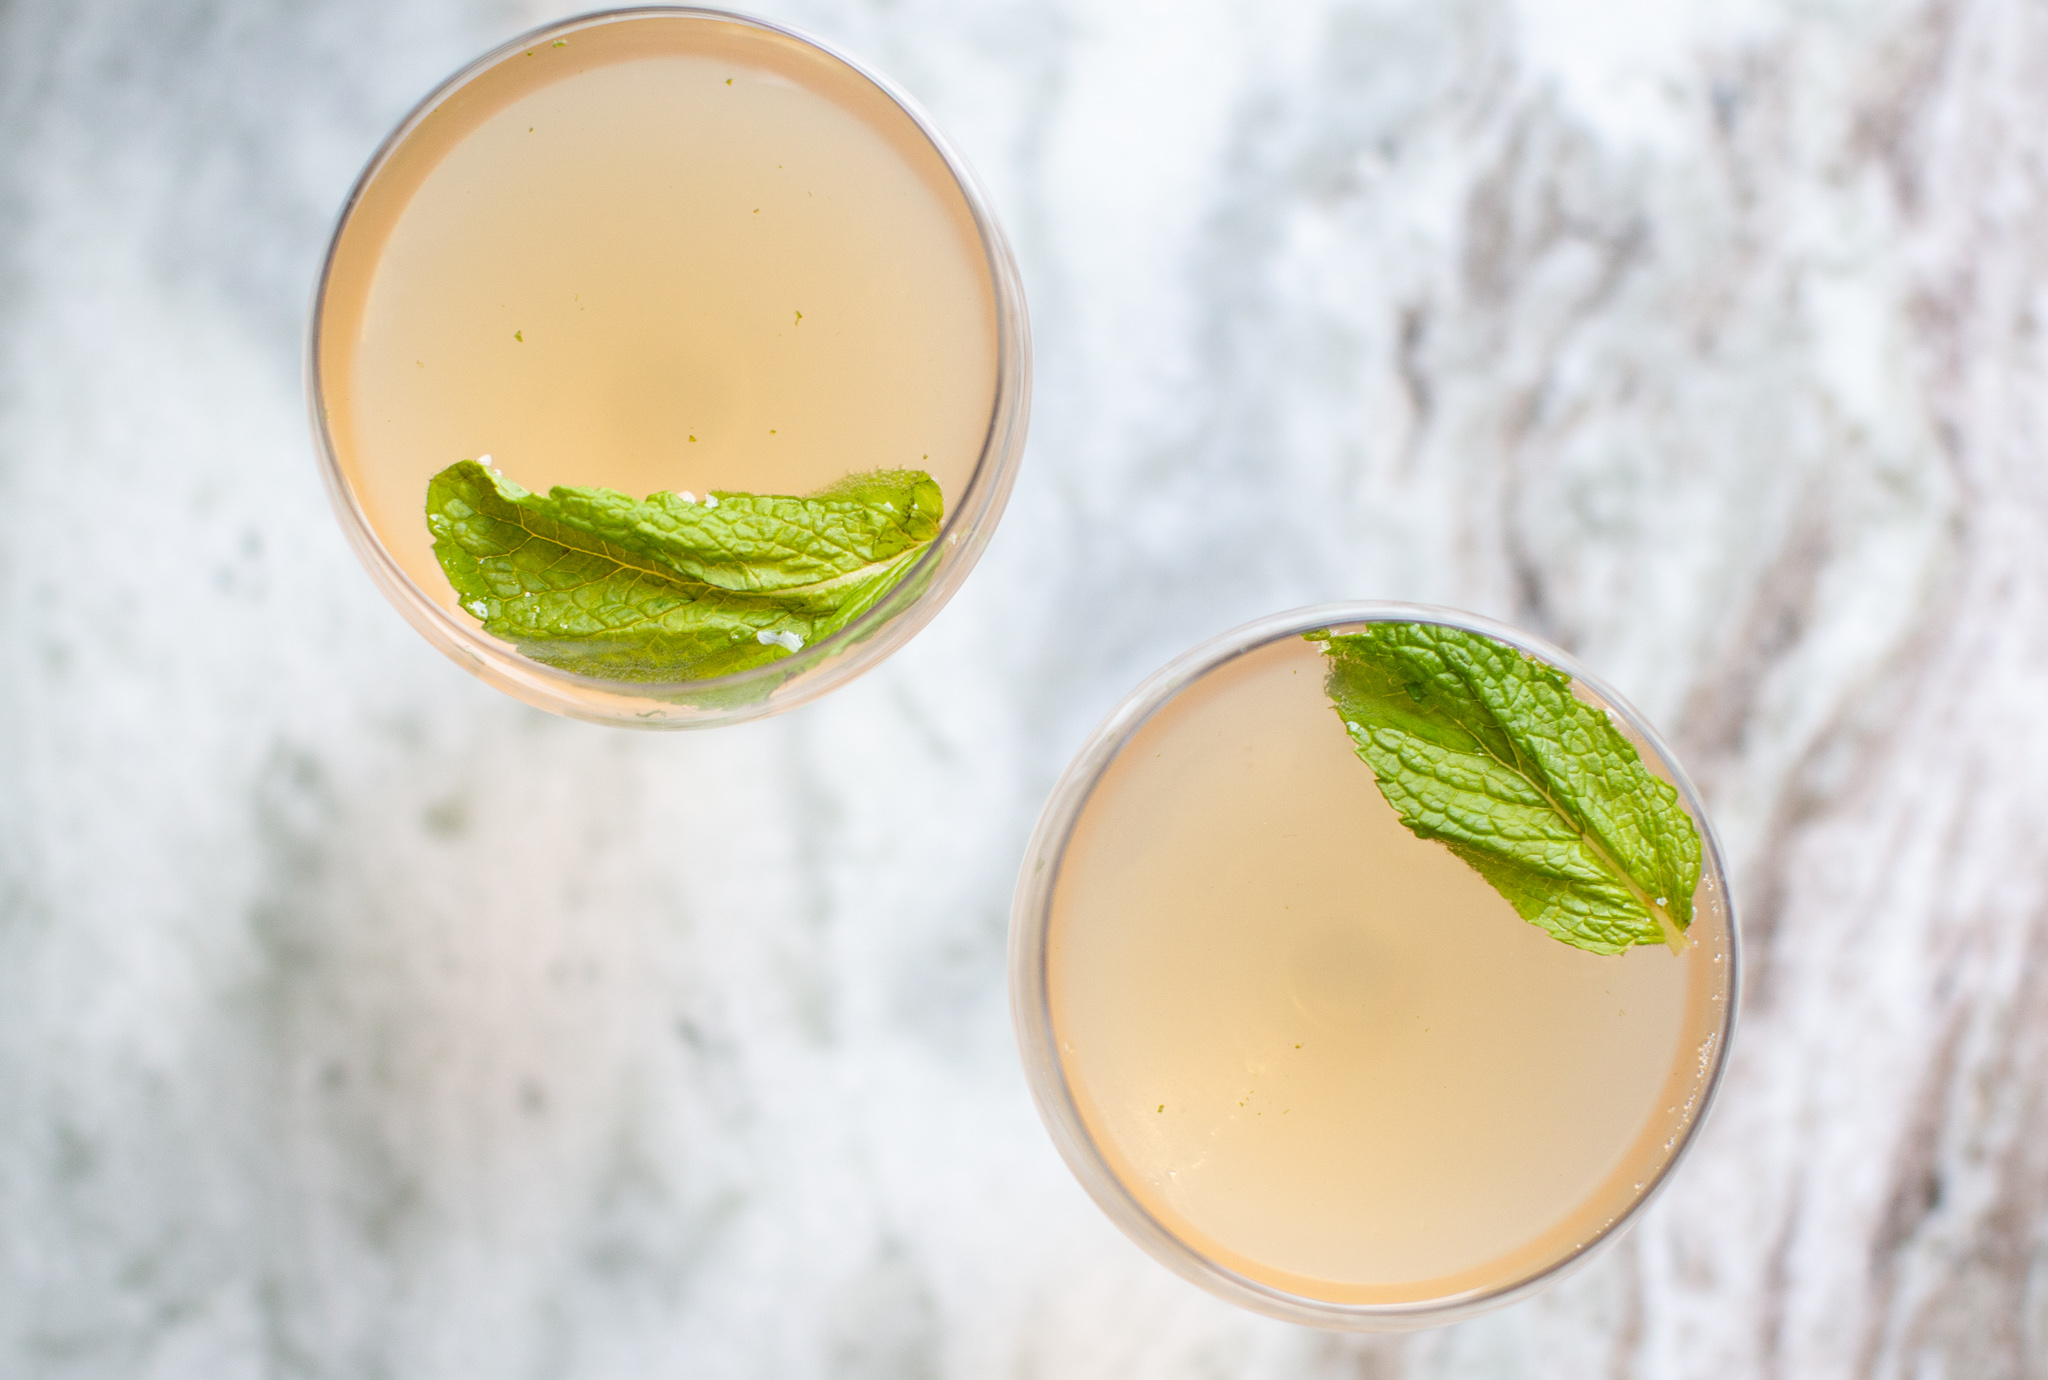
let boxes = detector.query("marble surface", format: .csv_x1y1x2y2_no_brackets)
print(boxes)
3,0,2046,1374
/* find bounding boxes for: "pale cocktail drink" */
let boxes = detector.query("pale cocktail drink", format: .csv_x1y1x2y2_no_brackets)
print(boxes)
1016,609,1734,1322
311,10,1025,723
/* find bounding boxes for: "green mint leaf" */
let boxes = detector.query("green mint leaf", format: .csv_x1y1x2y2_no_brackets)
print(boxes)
1311,622,1702,956
424,459,940,683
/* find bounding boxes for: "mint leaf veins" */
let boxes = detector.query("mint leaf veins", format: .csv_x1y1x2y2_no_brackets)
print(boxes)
425,459,941,682
1309,622,1702,956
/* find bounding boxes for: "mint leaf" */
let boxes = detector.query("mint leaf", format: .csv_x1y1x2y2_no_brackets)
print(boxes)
1310,623,1702,956
425,460,940,682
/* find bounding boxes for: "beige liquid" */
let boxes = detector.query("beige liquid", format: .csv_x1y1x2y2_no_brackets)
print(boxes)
317,15,998,619
1047,634,1730,1304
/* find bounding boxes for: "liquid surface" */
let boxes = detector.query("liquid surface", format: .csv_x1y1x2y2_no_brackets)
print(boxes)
318,15,998,617
1047,634,1729,1303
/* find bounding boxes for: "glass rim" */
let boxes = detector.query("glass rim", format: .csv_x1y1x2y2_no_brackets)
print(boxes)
1007,600,1742,1330
305,5,1031,727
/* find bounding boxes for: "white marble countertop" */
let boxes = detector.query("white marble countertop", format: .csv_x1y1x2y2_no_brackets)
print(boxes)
4,0,2046,1375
